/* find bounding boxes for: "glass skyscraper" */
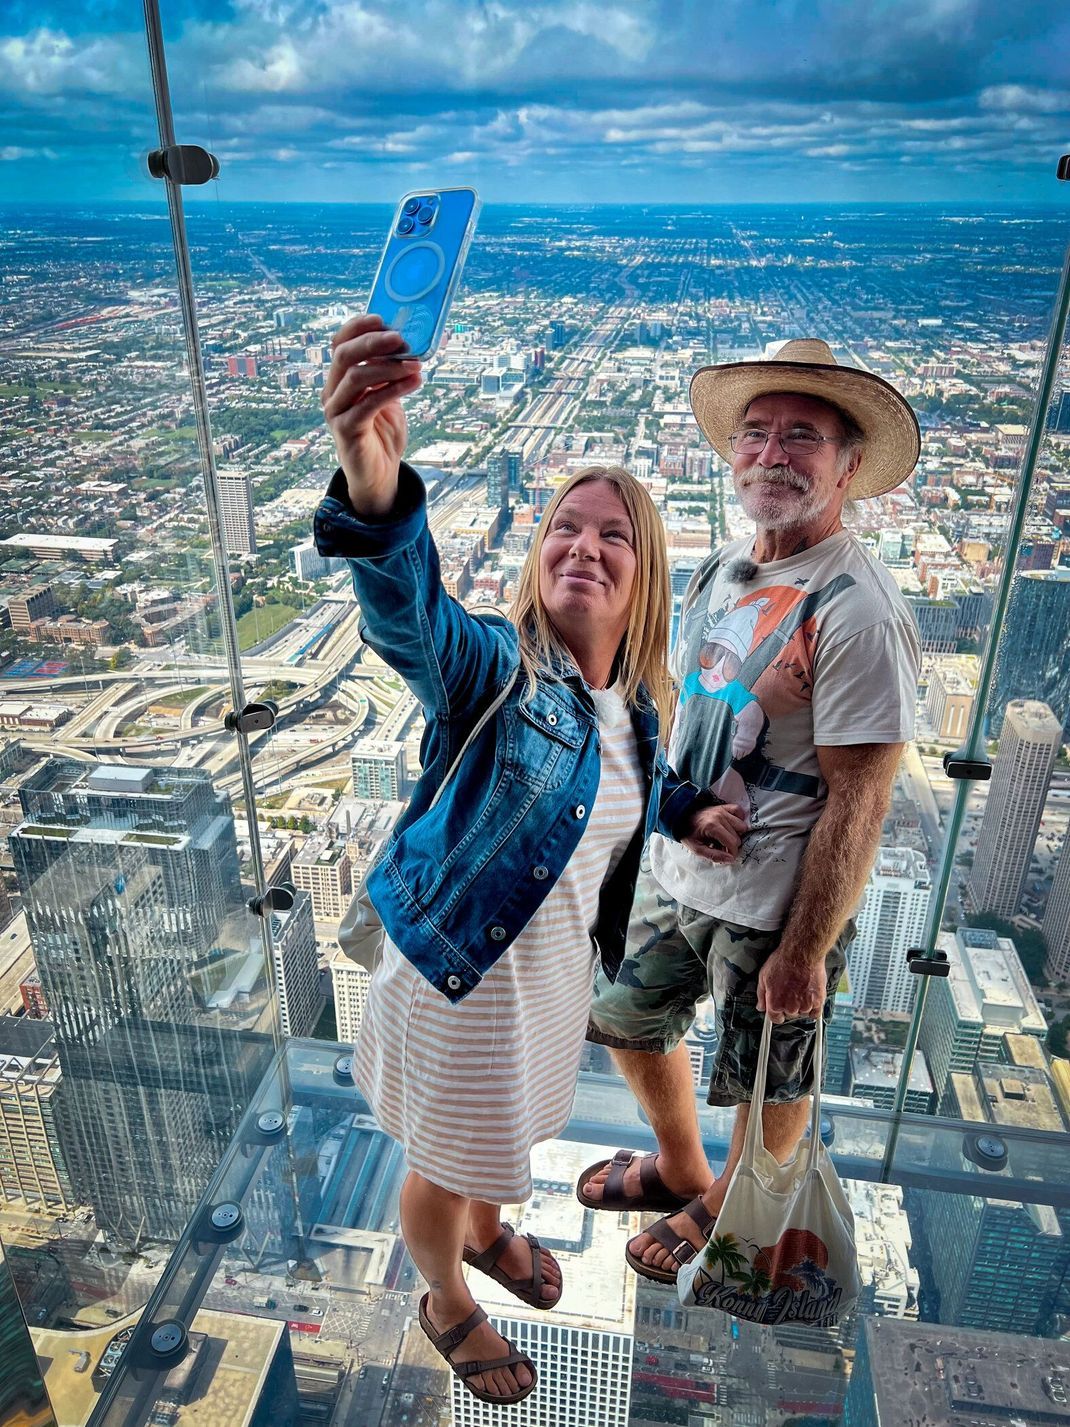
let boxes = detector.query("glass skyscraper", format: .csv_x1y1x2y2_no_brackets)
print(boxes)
10,761,273,1244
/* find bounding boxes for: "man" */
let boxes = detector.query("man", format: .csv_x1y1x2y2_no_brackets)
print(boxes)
578,339,922,1284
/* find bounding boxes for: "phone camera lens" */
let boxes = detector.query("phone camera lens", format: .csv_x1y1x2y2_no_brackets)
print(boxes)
417,205,434,224
397,217,415,235
402,199,420,216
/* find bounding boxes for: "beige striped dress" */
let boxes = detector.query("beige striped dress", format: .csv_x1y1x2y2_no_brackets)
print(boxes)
353,685,644,1203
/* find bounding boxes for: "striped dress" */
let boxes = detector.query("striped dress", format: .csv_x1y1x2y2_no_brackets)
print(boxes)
354,685,644,1203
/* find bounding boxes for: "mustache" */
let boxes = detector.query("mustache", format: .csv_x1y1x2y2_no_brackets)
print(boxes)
738,464,810,492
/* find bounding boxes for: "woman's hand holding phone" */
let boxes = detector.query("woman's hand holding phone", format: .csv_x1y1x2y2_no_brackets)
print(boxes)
321,314,422,519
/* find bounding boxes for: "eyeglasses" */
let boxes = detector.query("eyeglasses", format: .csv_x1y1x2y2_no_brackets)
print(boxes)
729,427,844,456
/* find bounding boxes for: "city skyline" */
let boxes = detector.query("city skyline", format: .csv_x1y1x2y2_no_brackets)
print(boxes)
2,189,1070,1423
2,1,1070,205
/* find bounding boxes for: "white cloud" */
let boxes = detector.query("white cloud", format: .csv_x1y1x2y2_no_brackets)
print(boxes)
979,84,1070,114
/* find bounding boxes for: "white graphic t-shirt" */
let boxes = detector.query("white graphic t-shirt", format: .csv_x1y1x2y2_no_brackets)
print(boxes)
649,529,921,930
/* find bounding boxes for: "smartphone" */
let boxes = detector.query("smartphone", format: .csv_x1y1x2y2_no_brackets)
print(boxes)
365,187,480,360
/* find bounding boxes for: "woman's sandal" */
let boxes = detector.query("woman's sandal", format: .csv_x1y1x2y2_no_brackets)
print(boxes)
462,1223,561,1310
418,1292,537,1405
623,1195,717,1285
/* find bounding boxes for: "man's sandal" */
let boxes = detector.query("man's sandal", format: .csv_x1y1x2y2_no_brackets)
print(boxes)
576,1148,693,1213
624,1196,717,1285
462,1223,561,1310
418,1292,537,1405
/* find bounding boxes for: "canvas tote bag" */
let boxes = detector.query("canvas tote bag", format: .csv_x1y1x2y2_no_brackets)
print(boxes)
678,1012,861,1327
337,666,519,971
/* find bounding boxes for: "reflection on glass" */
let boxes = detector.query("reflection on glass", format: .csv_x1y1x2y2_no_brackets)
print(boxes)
0,1239,56,1427
9,759,273,1249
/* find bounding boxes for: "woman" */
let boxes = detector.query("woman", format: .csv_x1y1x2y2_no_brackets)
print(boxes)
314,315,720,1406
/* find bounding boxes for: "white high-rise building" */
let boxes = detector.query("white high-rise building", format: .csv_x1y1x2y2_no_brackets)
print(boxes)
293,837,352,923
970,699,1061,918
331,955,372,1042
217,467,256,555
843,1181,920,1320
269,890,322,1039
450,1140,635,1427
849,847,931,1015
918,927,1047,1113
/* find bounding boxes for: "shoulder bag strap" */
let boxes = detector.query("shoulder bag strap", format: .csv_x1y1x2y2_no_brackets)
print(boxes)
429,663,519,810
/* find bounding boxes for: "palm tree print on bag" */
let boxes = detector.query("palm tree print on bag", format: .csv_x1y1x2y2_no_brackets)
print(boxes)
691,1227,845,1325
702,1232,749,1285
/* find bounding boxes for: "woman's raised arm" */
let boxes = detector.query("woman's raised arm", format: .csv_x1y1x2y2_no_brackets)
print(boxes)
321,314,422,518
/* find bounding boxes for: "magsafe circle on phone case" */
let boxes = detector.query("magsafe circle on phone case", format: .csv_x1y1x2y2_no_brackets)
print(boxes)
384,242,446,304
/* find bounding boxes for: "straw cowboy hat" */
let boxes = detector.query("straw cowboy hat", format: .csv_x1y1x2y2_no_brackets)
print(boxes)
689,338,921,500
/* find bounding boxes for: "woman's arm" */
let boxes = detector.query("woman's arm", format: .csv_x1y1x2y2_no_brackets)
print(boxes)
317,316,514,720
321,313,421,517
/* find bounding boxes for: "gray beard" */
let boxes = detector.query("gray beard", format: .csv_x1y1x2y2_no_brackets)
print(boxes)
734,464,831,530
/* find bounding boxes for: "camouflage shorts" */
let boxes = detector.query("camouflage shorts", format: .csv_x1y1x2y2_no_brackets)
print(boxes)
587,861,853,1106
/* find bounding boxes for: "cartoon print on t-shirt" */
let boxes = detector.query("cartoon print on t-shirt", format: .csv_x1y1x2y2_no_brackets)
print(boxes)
672,573,857,861
678,599,770,807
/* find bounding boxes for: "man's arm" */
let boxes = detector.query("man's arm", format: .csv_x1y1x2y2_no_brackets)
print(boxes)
758,741,904,1022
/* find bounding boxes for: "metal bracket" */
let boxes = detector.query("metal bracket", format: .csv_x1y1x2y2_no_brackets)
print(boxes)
147,144,219,185
247,881,295,918
942,749,992,782
224,700,278,735
907,947,950,978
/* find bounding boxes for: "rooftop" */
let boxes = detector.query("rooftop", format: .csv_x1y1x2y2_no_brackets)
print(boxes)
475,1139,637,1335
858,1316,1070,1426
940,929,1047,1033
852,1045,934,1095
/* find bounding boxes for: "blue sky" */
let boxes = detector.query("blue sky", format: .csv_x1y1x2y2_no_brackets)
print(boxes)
2,0,1069,205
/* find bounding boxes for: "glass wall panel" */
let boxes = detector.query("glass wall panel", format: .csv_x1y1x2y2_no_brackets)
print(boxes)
907,246,1070,1130
0,4,279,1383
80,1042,1070,1427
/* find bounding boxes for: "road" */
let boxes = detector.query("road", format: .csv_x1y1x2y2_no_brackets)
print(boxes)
0,913,33,1015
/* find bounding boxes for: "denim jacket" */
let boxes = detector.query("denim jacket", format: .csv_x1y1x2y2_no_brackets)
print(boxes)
314,463,703,1003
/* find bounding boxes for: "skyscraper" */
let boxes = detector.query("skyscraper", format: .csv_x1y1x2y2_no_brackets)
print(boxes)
293,838,352,924
919,1060,1069,1336
824,970,854,1094
846,1318,1070,1427
849,847,931,1015
969,700,1061,919
450,1140,635,1427
919,927,1047,1113
10,760,272,1244
990,569,1070,734
0,1016,71,1208
269,891,322,1039
1043,827,1070,983
487,448,521,512
351,739,407,802
217,466,257,555
331,957,372,1042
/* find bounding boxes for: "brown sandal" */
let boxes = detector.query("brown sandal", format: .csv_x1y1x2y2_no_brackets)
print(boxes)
624,1196,717,1285
462,1224,561,1310
576,1148,693,1213
418,1292,537,1405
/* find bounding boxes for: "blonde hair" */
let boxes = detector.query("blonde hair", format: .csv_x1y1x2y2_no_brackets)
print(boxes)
509,466,674,737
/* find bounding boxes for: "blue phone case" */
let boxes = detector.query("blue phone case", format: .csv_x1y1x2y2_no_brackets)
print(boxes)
365,187,480,360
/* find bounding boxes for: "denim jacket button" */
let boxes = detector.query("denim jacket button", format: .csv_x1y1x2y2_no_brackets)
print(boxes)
446,974,462,991
574,804,586,819
533,865,549,880
547,713,558,726
490,926,507,941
